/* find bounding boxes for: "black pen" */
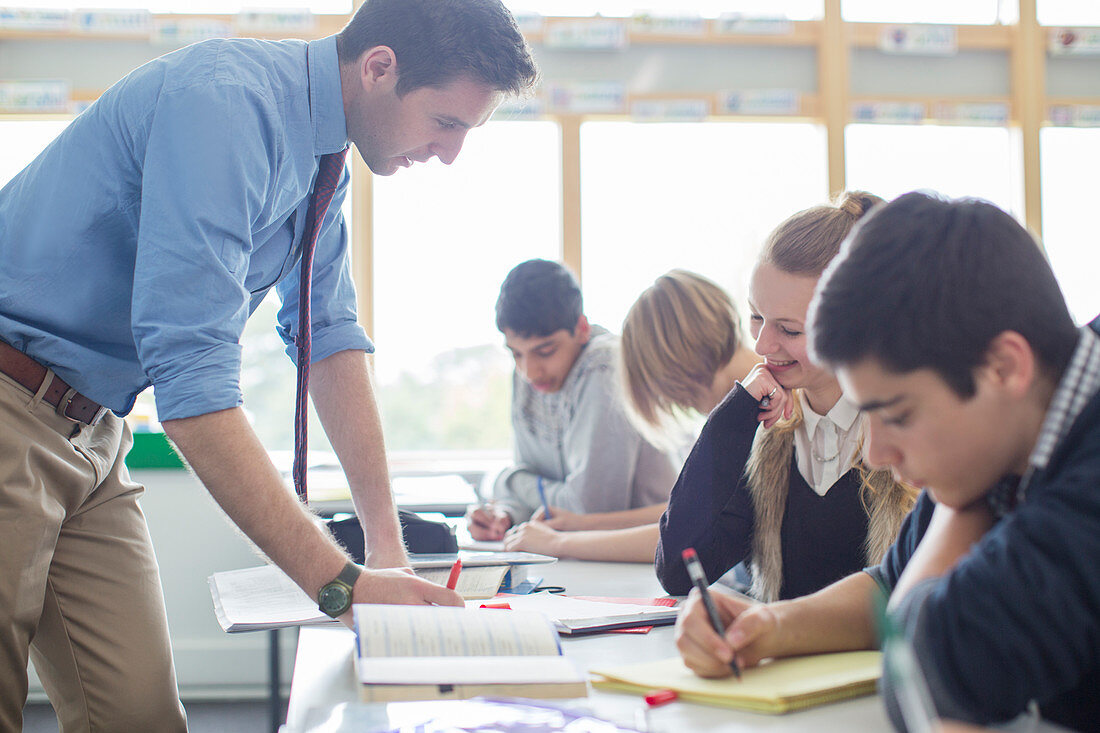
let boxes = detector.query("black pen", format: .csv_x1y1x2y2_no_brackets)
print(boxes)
682,547,742,679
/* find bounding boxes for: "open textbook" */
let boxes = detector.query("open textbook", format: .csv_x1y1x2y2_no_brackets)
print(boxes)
353,604,587,702
591,651,882,714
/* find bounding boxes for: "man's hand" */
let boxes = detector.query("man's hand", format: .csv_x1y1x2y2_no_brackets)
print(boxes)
676,586,781,677
336,567,464,627
466,504,513,541
502,521,563,556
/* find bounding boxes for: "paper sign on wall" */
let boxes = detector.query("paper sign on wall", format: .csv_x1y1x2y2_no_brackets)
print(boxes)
71,9,151,36
630,12,706,37
879,24,957,56
631,98,709,122
544,19,627,50
1049,27,1100,56
237,8,315,34
932,102,1009,126
1049,104,1100,127
721,89,799,116
0,7,70,32
153,18,234,45
851,101,925,124
716,14,792,36
548,82,626,114
0,80,70,112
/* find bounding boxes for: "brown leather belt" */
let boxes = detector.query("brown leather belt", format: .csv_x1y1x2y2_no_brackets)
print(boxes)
0,339,106,425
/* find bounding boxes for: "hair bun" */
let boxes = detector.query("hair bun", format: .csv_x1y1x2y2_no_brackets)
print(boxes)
837,190,884,220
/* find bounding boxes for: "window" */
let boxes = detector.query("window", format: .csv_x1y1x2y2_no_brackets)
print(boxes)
1038,0,1100,26
1040,127,1100,324
2,0,350,13
371,121,561,453
505,1,822,20
580,121,828,333
0,118,70,185
843,0,1013,24
845,124,1021,215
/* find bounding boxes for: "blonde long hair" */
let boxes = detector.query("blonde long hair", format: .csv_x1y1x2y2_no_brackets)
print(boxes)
620,270,743,443
760,191,919,510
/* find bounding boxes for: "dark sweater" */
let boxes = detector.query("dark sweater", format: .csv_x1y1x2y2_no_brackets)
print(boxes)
656,384,871,600
872,319,1100,731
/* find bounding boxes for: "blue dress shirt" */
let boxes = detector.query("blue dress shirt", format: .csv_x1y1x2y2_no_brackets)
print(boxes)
0,35,372,420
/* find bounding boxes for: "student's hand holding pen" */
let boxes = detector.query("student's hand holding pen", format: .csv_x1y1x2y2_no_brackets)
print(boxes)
740,363,794,429
530,504,583,530
502,520,563,556
675,585,781,678
465,503,513,541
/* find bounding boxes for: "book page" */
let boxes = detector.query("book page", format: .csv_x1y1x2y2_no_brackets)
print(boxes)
415,565,508,599
354,605,562,660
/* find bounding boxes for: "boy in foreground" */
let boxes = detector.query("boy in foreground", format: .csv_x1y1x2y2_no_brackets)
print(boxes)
467,259,678,540
675,192,1100,730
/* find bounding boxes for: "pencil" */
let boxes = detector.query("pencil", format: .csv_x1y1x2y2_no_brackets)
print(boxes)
682,547,742,679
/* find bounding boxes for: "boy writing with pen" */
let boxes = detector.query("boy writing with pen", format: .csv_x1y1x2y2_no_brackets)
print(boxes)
467,259,679,541
675,192,1100,730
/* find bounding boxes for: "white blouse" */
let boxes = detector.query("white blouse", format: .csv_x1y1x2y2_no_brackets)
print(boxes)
793,391,862,496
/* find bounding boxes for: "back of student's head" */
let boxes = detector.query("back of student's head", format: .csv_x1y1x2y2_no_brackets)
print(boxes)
621,270,743,429
759,190,884,276
809,191,1079,397
336,0,538,97
495,259,583,338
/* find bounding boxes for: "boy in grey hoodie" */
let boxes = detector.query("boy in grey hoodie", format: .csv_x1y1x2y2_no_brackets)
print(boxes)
467,259,679,540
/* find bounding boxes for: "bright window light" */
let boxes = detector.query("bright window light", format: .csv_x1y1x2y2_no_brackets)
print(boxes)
1040,127,1100,324
580,121,828,334
845,124,1020,215
371,121,561,452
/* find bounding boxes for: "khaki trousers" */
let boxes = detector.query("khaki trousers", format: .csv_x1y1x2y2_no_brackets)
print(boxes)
0,371,187,732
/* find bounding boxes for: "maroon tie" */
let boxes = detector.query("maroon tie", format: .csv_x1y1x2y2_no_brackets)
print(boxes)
293,147,348,503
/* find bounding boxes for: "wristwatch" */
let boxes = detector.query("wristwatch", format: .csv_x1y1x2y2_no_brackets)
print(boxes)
317,561,361,618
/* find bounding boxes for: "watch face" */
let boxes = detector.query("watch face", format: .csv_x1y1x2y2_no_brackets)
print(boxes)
319,583,352,616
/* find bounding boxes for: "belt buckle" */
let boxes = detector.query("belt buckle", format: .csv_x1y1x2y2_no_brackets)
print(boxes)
56,387,78,420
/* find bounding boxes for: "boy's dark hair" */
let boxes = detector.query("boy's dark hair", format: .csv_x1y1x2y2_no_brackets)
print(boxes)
496,259,583,338
809,191,1078,397
336,0,538,97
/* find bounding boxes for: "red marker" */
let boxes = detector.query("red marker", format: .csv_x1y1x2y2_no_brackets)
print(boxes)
445,559,463,590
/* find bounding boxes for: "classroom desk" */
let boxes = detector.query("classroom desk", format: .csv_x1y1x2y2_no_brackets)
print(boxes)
284,560,892,732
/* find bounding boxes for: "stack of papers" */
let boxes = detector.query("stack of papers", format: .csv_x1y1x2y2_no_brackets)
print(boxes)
488,592,679,636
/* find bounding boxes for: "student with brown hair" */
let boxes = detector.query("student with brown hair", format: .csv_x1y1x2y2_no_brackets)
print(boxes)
502,269,758,561
656,192,918,601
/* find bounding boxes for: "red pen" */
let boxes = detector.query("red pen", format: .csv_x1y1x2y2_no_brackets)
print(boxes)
445,559,463,590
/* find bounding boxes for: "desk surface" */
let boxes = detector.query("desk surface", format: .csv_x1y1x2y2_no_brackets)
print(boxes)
285,560,891,732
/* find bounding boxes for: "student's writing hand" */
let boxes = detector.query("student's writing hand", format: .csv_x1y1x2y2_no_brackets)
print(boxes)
531,505,583,530
676,586,779,678
502,521,563,556
740,363,794,429
337,567,464,627
465,504,513,541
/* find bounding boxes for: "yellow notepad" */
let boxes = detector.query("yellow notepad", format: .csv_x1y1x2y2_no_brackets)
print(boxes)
591,651,881,714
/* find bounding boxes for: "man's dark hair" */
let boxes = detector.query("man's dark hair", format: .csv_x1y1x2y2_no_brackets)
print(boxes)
336,0,538,97
496,259,583,338
809,191,1078,397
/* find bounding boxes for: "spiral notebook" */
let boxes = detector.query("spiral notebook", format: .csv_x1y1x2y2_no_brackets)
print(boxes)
590,650,881,714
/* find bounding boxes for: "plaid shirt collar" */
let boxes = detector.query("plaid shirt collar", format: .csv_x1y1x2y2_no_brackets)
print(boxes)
988,325,1100,518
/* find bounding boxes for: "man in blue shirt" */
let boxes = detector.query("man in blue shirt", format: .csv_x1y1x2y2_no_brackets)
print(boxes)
0,0,536,728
